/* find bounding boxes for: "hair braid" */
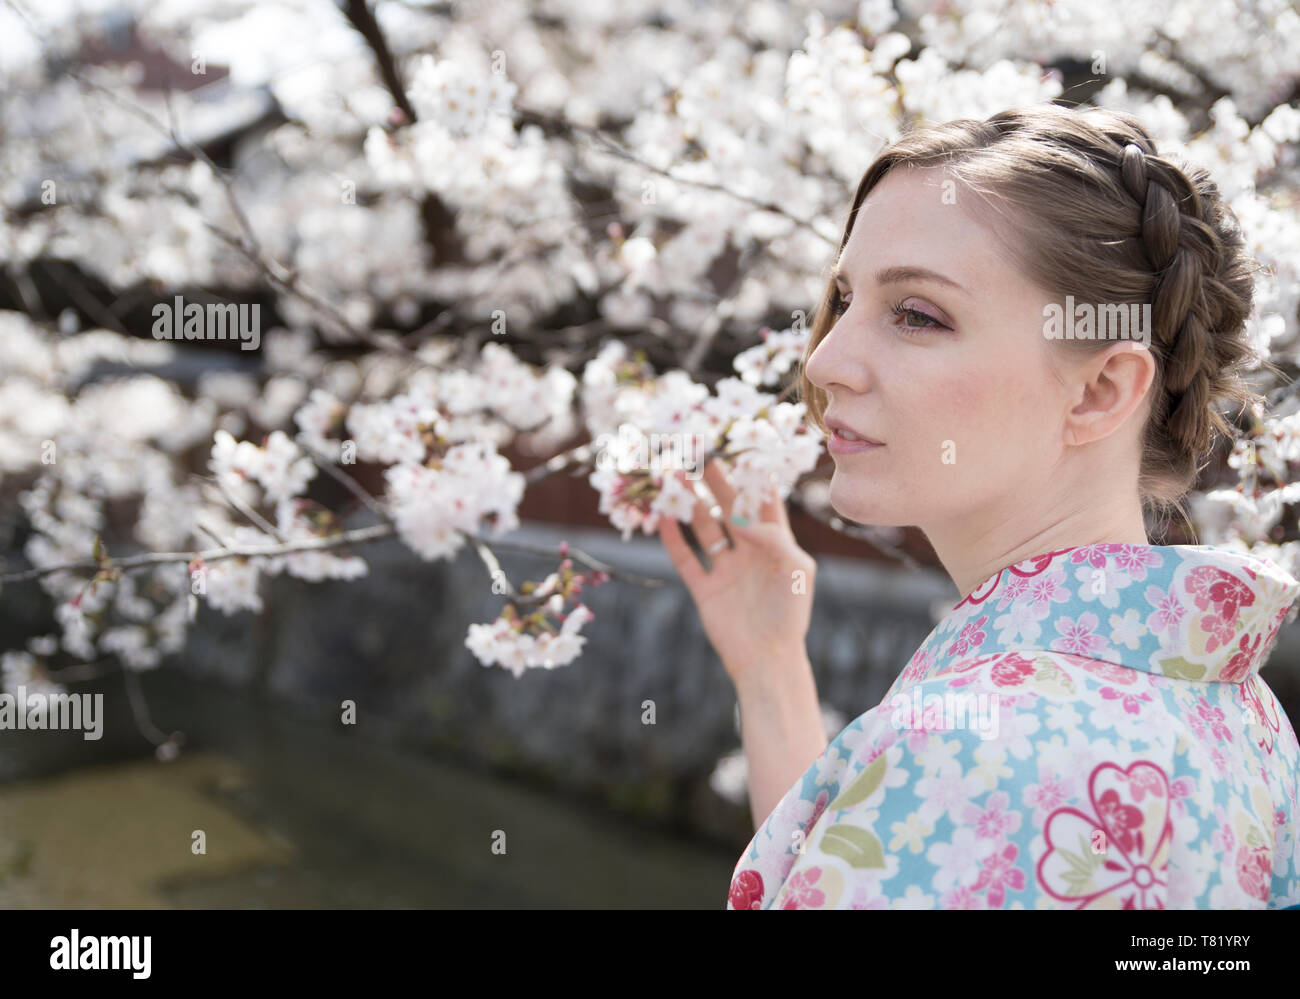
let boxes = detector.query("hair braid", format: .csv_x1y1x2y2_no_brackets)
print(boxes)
1114,137,1255,484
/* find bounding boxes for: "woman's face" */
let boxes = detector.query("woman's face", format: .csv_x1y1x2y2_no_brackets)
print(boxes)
803,164,1075,532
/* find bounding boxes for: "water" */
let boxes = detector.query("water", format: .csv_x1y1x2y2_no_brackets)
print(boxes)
0,670,739,908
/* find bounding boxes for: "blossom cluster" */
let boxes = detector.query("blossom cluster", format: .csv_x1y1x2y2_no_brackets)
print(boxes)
584,340,824,538
732,324,813,388
464,554,607,676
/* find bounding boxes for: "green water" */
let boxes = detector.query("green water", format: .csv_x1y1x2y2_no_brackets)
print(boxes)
0,671,738,908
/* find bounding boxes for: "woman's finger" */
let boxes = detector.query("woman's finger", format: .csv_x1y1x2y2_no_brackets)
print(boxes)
657,513,708,586
685,473,731,553
701,459,737,521
758,482,789,527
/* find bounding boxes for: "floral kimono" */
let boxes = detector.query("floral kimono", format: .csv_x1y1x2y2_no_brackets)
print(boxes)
726,543,1300,909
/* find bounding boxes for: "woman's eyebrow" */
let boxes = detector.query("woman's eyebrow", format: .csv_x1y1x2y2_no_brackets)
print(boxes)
831,263,970,297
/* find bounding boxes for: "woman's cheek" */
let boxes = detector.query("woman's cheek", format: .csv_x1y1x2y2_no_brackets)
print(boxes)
930,375,1022,491
926,377,979,464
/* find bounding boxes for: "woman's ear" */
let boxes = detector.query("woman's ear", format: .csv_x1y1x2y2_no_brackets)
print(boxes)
1063,343,1156,448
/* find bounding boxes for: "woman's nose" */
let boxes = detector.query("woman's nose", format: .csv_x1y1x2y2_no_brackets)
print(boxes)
806,320,868,396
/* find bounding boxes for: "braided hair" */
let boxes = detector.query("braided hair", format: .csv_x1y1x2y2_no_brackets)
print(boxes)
797,103,1270,535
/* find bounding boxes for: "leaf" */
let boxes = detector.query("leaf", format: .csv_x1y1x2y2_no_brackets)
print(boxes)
827,753,887,812
820,824,886,869
1157,655,1206,681
1059,834,1102,892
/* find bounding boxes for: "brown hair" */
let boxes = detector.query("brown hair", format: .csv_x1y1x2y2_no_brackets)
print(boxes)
796,103,1278,537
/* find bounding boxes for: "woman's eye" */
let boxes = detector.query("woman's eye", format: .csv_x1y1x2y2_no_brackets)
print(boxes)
830,290,852,317
890,300,948,332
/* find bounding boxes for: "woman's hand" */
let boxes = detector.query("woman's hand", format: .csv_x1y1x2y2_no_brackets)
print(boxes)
657,459,817,689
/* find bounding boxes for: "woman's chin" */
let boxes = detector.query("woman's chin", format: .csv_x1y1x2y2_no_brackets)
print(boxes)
827,475,906,528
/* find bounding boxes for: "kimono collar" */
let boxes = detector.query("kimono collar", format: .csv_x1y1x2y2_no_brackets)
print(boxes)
920,543,1300,684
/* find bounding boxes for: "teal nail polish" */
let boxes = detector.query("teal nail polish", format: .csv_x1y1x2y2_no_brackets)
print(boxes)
731,514,749,526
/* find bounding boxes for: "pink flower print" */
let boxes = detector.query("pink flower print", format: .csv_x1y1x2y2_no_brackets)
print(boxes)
1077,659,1138,685
974,842,1028,908
1276,808,1288,830
990,654,1037,688
1127,766,1166,803
1211,811,1235,853
937,654,989,678
1241,677,1279,754
1260,604,1287,652
997,573,1032,610
1184,566,1254,653
1024,772,1073,824
1100,685,1154,715
1050,612,1108,657
1169,778,1194,817
802,789,831,842
848,886,889,909
1208,746,1231,777
901,646,936,686
1194,698,1233,743
1221,630,1262,683
779,866,827,909
1070,544,1125,569
1111,544,1163,580
962,791,1023,840
940,885,985,909
728,869,764,910
1037,761,1173,909
1095,787,1145,855
1235,844,1271,903
1145,585,1185,637
1026,568,1070,611
946,615,989,657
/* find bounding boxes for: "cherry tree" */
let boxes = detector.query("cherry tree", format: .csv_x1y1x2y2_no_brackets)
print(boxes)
0,0,1298,769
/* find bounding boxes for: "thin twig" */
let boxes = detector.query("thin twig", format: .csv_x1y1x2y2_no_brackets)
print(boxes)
523,442,595,485
121,665,172,747
466,531,665,589
516,103,836,246
465,534,527,602
295,436,390,520
341,0,416,122
194,473,286,542
0,523,398,584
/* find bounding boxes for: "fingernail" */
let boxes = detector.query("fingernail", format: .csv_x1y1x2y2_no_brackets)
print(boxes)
730,515,748,526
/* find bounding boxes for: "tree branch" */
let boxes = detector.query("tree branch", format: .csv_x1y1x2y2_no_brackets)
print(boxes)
0,523,397,584
514,103,837,246
340,0,417,122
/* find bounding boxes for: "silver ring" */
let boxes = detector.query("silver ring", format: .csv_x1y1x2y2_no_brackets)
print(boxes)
706,537,730,556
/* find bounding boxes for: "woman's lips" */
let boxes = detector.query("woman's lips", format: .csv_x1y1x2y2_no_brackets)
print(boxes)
828,427,884,455
825,417,884,454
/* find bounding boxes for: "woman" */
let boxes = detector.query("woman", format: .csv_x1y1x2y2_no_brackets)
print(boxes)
657,103,1300,909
